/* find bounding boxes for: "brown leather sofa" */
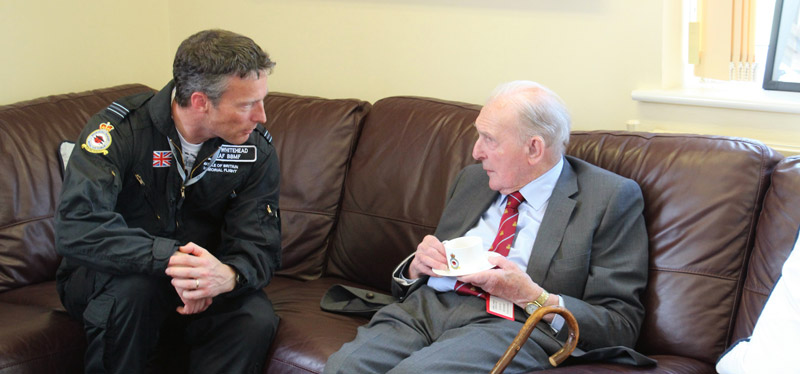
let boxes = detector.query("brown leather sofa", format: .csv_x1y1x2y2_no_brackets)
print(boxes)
1,84,798,374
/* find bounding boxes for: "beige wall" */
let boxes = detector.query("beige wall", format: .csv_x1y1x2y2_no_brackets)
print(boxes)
0,0,170,105
637,101,800,156
2,0,797,154
168,0,664,132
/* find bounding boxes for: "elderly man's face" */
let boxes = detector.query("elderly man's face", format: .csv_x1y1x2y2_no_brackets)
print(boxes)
472,99,533,195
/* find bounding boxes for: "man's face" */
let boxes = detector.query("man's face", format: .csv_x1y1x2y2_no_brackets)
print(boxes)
472,99,533,194
203,72,269,145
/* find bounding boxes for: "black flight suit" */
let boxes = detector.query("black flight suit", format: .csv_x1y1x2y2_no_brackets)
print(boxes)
55,81,281,373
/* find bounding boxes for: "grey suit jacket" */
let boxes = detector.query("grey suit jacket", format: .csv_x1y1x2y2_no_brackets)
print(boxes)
392,156,652,364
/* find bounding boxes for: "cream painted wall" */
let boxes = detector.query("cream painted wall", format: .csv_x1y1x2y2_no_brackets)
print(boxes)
0,0,171,105
167,0,664,132
3,0,796,154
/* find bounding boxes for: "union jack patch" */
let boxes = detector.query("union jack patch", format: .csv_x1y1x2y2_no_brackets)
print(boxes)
153,151,173,167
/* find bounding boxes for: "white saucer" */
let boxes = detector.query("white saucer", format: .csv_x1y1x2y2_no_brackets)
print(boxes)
432,252,501,277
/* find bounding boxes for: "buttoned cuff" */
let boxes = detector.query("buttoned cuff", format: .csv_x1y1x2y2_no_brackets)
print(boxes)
392,253,420,287
152,237,177,260
549,295,565,333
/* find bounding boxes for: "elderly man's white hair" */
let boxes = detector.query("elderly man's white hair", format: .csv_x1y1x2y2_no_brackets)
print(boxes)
486,81,571,156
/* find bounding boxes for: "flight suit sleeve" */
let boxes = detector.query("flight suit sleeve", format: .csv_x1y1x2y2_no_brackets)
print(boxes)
55,114,177,276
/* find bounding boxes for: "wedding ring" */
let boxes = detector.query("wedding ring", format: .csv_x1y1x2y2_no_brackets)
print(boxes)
195,279,200,289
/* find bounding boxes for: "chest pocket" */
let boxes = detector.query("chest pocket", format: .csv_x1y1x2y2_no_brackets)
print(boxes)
187,169,244,208
257,198,281,250
113,168,165,234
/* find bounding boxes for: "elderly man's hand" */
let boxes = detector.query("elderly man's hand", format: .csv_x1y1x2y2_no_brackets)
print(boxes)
458,255,544,309
408,235,449,279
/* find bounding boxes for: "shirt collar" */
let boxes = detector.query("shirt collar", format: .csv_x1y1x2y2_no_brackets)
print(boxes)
502,157,564,212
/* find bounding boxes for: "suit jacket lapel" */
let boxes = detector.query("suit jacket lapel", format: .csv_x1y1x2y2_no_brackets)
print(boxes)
435,167,498,241
449,183,497,240
526,158,578,284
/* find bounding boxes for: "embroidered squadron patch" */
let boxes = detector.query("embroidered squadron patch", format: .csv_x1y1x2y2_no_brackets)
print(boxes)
81,122,115,155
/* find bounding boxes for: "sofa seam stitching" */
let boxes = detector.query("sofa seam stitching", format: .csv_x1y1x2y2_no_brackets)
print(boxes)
339,208,436,229
0,214,53,231
268,356,316,374
649,267,737,281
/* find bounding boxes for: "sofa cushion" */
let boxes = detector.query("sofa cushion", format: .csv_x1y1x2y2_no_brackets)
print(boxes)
326,96,481,290
566,131,782,365
264,277,375,374
731,155,800,342
0,302,85,373
0,84,154,292
263,93,370,280
0,281,65,311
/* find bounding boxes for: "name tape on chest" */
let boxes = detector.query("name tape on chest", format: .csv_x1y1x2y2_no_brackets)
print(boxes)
217,145,257,163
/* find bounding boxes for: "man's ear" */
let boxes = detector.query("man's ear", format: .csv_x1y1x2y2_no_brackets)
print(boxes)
189,92,210,112
527,136,546,165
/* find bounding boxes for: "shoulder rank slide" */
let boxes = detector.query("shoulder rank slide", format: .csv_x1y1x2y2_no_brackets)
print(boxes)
255,124,273,144
105,101,130,121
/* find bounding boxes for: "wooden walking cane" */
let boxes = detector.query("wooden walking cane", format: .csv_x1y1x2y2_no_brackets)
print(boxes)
490,306,579,374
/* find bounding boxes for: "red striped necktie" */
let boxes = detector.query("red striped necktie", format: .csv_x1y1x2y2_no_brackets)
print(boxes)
454,191,525,298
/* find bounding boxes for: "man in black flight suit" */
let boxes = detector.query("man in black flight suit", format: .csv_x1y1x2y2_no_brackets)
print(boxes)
55,29,281,373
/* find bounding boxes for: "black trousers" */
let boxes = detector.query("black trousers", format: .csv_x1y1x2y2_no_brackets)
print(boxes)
58,268,279,374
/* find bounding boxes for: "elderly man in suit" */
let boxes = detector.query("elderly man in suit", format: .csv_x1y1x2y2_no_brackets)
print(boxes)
324,81,650,373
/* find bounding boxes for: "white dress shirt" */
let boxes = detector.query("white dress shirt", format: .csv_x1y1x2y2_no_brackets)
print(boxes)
426,158,563,292
398,158,566,330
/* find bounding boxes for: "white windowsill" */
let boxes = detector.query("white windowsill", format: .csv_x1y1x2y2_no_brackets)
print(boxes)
632,86,800,114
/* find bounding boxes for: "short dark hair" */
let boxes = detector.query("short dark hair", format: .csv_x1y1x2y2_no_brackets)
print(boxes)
173,29,275,106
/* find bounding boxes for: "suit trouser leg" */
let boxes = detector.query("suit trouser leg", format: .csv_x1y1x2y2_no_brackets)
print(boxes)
59,269,177,374
323,286,550,374
387,317,548,374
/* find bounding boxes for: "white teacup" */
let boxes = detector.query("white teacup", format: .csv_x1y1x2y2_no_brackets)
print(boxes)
433,236,498,276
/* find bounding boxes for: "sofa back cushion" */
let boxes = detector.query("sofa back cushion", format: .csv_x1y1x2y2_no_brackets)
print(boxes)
326,96,481,289
566,131,782,364
263,93,370,280
731,155,800,344
0,84,153,292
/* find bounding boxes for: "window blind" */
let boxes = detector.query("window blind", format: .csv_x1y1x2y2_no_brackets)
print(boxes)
691,0,757,81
